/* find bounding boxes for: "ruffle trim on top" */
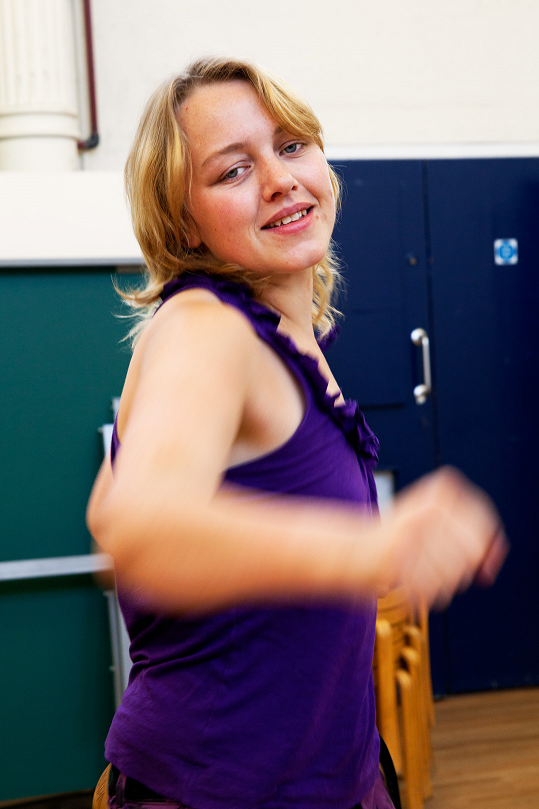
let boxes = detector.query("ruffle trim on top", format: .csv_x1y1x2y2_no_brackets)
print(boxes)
160,273,379,472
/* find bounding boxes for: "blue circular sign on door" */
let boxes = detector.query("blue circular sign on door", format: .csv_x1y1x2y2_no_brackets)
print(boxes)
494,238,518,265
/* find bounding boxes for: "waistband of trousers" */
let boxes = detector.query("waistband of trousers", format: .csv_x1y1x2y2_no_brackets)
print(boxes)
109,765,172,802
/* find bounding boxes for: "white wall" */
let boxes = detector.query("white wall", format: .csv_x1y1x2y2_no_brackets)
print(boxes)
2,0,538,264
82,0,539,171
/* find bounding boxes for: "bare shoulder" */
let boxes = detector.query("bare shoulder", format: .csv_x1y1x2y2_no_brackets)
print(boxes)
142,287,258,359
116,287,261,440
89,289,265,542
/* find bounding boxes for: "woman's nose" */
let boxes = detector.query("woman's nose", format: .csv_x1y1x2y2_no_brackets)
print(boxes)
260,156,298,200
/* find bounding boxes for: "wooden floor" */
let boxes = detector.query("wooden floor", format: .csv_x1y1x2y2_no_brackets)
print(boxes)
424,687,539,809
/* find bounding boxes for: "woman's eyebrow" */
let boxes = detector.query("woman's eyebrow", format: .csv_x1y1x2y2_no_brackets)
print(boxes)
201,127,285,169
201,142,246,169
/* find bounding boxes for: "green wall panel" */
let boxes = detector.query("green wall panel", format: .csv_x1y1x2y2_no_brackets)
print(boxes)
0,578,114,797
0,269,138,800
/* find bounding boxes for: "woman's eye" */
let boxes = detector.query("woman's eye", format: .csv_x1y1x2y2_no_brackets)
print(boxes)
222,165,246,181
282,142,303,155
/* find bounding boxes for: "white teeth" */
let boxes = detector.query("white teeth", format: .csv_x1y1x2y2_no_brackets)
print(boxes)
267,208,309,228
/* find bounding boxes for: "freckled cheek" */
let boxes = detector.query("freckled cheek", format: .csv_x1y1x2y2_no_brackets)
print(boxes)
223,206,253,240
201,205,253,258
200,203,234,238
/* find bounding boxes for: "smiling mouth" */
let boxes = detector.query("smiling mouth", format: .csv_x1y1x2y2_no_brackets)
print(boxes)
262,207,313,229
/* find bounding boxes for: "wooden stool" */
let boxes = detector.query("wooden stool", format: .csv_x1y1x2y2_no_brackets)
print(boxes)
373,590,434,809
93,763,111,809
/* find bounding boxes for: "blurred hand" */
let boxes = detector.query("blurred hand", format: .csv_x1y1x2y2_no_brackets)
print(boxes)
375,467,508,609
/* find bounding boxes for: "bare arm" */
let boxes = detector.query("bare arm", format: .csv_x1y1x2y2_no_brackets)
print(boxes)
87,298,507,613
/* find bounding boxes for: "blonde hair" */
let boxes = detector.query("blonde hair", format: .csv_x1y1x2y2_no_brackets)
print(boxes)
121,56,342,345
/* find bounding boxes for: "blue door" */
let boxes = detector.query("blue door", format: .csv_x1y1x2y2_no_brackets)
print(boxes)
427,158,539,691
330,158,539,693
328,159,436,485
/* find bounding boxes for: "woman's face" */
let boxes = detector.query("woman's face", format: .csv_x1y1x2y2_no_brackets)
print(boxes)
179,80,336,277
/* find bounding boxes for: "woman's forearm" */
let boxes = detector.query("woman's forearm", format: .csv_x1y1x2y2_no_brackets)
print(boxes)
90,467,507,614
92,480,378,612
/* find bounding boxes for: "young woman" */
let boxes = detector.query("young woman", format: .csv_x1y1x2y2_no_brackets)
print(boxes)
87,58,507,809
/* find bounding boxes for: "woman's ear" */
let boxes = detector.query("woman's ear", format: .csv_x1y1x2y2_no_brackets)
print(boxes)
184,216,202,249
186,230,201,249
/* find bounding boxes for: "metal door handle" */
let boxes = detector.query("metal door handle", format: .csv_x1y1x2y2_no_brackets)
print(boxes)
411,328,431,405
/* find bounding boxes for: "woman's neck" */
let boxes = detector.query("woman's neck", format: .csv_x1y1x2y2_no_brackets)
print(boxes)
259,268,318,352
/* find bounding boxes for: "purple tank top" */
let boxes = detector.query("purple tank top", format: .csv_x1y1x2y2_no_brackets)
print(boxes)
105,273,381,809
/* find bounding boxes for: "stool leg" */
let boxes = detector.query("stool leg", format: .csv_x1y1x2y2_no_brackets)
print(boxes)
405,626,433,770
417,600,435,727
375,619,402,773
402,646,432,800
396,667,423,809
